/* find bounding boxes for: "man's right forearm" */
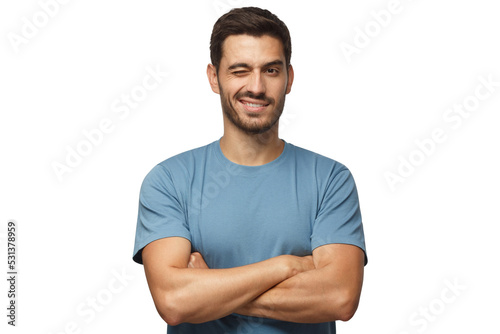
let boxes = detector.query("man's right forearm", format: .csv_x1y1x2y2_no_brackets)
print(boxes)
143,240,313,326
162,256,297,324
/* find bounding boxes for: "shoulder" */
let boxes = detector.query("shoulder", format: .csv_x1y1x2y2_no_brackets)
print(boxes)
287,142,351,178
159,141,215,170
141,141,216,187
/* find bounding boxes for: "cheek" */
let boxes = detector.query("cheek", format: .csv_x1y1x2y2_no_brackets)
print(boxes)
272,84,288,100
269,77,289,93
223,76,246,89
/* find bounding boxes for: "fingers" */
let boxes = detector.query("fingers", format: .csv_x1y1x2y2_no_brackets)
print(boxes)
187,254,196,268
187,252,209,269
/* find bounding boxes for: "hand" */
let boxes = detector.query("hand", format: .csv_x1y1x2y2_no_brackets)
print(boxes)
235,255,315,318
188,252,209,269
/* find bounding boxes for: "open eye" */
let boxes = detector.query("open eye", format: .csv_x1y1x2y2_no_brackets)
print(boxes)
266,68,279,75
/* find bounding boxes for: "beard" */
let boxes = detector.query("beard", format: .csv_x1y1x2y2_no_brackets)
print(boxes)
219,85,286,135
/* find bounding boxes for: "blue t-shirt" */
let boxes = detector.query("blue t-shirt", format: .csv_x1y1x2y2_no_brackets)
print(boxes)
133,139,367,333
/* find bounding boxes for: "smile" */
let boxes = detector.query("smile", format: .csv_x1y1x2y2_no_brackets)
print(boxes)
242,102,266,107
239,99,270,112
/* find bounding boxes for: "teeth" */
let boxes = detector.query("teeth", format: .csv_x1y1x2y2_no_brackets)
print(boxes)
243,102,265,107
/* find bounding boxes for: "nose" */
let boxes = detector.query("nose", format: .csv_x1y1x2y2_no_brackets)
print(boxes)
246,71,266,96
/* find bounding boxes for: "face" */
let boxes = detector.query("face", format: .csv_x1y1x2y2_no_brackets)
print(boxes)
208,34,294,135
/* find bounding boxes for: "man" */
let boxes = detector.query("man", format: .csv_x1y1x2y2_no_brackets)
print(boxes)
133,7,367,333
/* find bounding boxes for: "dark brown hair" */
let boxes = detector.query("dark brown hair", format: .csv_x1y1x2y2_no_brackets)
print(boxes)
210,7,292,72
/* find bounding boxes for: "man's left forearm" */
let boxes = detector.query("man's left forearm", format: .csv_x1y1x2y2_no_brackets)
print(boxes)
236,244,365,323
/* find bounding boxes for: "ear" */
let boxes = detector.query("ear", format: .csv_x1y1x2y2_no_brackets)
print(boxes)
285,64,294,95
207,64,220,94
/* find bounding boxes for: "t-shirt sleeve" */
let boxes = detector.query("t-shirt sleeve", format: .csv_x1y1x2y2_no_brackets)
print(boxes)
310,166,368,265
132,164,191,264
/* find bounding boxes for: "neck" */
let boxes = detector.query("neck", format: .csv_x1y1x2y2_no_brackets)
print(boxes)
220,124,284,166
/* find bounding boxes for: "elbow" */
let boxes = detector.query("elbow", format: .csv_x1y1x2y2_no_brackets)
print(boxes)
337,302,358,322
155,292,187,326
161,314,183,327
331,290,360,322
160,310,183,327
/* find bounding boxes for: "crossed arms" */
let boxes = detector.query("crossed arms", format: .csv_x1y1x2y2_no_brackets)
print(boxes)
142,236,365,326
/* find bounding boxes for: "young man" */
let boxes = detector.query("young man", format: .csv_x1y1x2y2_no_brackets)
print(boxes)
133,7,367,333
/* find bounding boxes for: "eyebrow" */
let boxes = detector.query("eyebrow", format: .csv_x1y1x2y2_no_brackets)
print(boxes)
228,60,284,70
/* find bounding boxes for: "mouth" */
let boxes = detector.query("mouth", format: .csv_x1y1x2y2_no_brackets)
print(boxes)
239,99,270,113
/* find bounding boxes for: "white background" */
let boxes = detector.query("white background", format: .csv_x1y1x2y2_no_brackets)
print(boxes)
1,0,499,333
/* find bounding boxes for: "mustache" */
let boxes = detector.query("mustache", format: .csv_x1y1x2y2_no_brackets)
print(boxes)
236,92,273,104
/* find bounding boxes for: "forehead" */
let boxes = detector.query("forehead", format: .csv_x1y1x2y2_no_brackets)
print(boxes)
220,34,285,67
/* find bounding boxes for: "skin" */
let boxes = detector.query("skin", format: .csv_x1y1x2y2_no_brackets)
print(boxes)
207,34,293,166
142,33,365,326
